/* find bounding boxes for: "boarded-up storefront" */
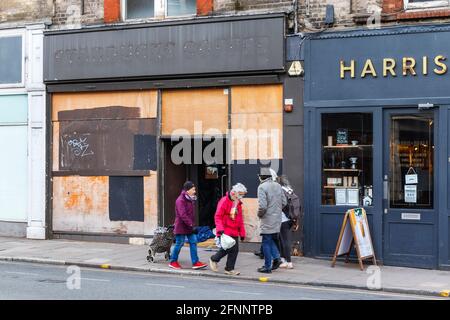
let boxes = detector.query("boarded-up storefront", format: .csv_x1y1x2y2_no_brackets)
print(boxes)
51,91,158,236
44,14,304,248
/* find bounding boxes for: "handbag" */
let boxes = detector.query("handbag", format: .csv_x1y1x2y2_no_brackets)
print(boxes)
220,233,236,250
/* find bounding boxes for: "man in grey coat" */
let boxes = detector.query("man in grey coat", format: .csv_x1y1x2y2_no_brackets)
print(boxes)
256,168,287,273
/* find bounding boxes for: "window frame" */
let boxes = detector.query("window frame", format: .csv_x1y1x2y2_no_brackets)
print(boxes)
121,0,196,21
404,0,450,10
165,0,197,18
320,112,375,207
0,29,25,89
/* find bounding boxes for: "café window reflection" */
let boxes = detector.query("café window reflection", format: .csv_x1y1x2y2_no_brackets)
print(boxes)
321,113,373,206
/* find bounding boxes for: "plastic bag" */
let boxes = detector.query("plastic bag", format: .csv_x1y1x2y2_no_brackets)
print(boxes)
220,234,236,250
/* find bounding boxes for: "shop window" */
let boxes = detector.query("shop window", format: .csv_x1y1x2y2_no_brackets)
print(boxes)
0,35,23,86
389,114,434,209
321,113,373,207
167,0,196,16
404,0,450,10
124,0,155,19
122,0,196,19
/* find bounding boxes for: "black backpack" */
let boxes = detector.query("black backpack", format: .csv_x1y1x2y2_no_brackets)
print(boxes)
284,191,301,222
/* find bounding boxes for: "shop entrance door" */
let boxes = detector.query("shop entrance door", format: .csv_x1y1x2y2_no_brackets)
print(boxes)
162,138,228,229
383,109,437,269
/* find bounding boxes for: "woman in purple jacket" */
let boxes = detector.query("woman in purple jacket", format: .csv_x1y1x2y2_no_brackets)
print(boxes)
169,181,208,270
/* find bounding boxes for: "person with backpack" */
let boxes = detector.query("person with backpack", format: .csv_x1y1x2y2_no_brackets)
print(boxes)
169,181,208,270
209,183,248,276
277,175,301,269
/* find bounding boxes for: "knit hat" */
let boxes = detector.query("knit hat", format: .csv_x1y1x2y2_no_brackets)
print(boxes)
183,181,195,191
231,183,248,194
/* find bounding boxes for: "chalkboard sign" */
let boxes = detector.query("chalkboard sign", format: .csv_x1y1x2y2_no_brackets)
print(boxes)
336,128,348,145
331,208,377,271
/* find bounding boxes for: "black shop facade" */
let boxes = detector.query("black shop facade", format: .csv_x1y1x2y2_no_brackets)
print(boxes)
43,14,305,249
303,24,450,269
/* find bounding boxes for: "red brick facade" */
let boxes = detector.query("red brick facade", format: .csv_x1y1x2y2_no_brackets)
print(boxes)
381,0,450,21
397,8,450,19
197,0,214,16
382,0,404,14
104,0,120,23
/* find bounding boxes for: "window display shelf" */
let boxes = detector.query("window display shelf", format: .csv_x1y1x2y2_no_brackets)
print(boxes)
321,112,373,206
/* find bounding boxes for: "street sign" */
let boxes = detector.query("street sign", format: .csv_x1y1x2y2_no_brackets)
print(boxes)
288,61,303,76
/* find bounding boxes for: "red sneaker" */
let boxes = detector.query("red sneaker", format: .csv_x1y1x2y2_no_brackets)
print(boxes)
192,261,208,270
169,261,182,270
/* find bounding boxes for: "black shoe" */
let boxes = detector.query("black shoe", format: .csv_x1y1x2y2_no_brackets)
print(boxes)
272,258,282,271
257,267,272,274
254,251,264,259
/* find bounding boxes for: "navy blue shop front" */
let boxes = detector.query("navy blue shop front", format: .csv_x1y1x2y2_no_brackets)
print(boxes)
302,24,450,269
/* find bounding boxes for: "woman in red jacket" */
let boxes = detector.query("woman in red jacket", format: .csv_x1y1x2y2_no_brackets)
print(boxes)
209,183,247,276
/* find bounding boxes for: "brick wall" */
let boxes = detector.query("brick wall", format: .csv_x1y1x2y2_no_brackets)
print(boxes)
52,0,103,27
4,0,450,36
297,0,450,30
214,0,292,13
104,0,120,23
0,0,53,23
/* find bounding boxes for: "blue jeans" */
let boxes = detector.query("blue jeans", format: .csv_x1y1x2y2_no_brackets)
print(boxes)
262,233,280,270
170,234,199,265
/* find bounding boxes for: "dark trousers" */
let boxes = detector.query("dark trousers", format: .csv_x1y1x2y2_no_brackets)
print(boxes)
262,233,281,270
259,234,281,257
211,236,239,271
279,220,293,263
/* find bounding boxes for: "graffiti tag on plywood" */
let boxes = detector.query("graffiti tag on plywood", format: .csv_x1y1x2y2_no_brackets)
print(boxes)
60,132,96,170
67,136,94,158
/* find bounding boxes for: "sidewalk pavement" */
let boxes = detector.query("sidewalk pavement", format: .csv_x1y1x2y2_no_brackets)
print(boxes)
0,236,449,298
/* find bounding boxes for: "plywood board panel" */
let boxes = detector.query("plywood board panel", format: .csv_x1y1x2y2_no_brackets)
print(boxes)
52,122,60,172
58,119,157,173
144,172,158,235
52,176,149,235
109,176,144,222
241,198,261,243
52,91,157,121
161,88,228,136
231,113,283,160
52,176,109,232
231,84,283,114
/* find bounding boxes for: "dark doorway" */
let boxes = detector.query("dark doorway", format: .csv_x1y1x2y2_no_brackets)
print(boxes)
163,138,228,228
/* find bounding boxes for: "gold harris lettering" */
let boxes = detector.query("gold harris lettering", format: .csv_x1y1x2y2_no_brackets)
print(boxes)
340,56,448,79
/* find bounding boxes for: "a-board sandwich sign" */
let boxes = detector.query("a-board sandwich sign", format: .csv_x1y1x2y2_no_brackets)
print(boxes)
331,207,377,271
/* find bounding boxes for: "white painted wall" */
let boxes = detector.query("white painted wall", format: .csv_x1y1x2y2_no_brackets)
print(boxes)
26,25,46,239
0,24,46,239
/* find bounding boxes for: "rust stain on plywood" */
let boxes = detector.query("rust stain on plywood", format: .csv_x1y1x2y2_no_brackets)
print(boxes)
60,176,109,212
